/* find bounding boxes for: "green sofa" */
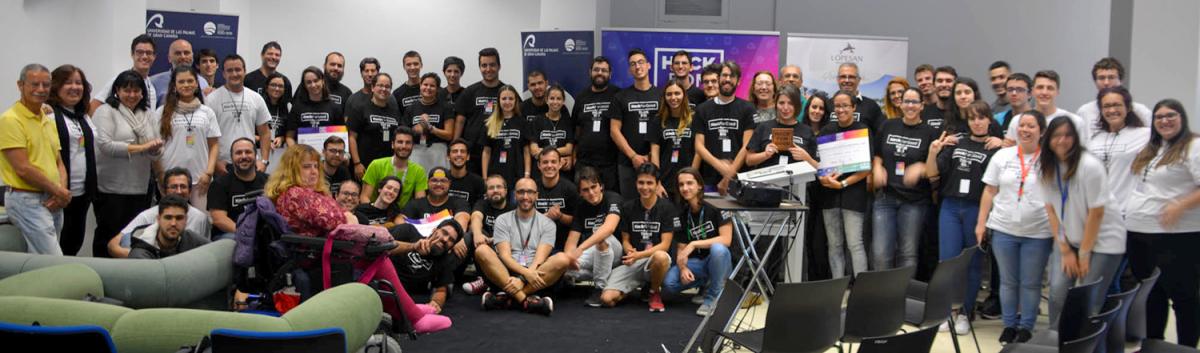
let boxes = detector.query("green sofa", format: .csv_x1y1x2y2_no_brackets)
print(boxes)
0,239,235,309
0,264,382,353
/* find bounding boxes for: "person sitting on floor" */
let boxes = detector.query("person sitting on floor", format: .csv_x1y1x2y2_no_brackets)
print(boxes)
662,167,733,316
128,195,211,259
107,167,212,258
561,166,625,307
461,174,516,295
600,163,677,312
473,178,569,315
389,219,464,314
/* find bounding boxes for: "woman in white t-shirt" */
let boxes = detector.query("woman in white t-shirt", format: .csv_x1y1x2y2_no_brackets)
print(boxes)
1124,99,1200,346
1039,116,1126,329
1088,86,1150,213
976,110,1051,344
156,65,221,210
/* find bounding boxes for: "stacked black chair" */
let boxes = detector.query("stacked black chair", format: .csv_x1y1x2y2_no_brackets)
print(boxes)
841,265,916,352
1141,339,1200,353
1127,267,1162,342
0,322,116,352
717,276,851,353
905,247,977,353
854,323,939,353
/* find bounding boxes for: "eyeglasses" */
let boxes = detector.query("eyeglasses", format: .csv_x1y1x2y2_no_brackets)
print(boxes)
338,191,359,197
1154,112,1181,121
1006,87,1029,94
134,50,155,57
901,100,922,105
267,83,286,89
628,60,648,67
325,148,345,154
1101,103,1126,110
514,189,537,195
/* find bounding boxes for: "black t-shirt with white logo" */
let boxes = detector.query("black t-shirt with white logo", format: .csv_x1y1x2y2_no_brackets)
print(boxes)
610,85,663,165
570,191,623,239
536,178,580,245
353,203,396,226
390,223,457,289
401,196,468,221
266,101,288,138
935,137,995,201
818,121,874,212
921,105,946,131
520,98,569,123
207,172,267,235
346,99,402,165
325,166,352,196
692,97,755,184
245,69,291,106
454,81,505,149
747,120,817,168
652,115,697,183
403,99,455,146
472,198,515,237
530,113,576,150
294,80,351,118
825,94,884,133
873,118,939,201
619,197,679,249
285,96,344,136
448,171,485,207
483,117,530,189
572,85,620,166
678,202,732,259
392,82,422,110
686,85,707,108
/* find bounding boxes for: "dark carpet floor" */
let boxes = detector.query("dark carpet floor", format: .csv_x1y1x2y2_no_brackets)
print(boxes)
401,286,705,353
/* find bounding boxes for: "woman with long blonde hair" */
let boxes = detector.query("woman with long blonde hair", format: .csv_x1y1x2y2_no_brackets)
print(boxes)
481,85,529,190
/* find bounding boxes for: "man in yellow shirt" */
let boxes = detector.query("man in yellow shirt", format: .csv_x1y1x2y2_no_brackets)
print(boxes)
0,64,69,255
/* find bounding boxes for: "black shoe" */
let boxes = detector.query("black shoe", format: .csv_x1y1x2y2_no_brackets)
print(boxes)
998,327,1018,344
482,291,510,310
1015,328,1033,343
978,296,1001,320
524,295,554,316
585,289,603,307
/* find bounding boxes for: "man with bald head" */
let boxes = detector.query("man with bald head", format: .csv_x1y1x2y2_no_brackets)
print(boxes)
149,38,210,106
779,65,808,121
474,177,567,315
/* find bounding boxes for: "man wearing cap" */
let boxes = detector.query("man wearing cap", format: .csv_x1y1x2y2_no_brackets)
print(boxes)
399,166,471,260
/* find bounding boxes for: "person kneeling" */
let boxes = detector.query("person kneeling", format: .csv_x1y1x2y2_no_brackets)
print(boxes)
600,164,676,312
473,178,568,315
389,219,464,314
128,195,211,259
663,167,733,316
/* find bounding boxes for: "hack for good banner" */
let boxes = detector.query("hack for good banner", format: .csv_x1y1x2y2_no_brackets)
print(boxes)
145,10,239,77
786,33,907,102
521,30,596,96
601,29,780,100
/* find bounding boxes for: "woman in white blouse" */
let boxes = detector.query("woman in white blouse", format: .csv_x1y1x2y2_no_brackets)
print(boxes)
155,65,220,210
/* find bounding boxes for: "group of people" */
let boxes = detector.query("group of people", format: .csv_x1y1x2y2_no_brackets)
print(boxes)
2,33,1197,347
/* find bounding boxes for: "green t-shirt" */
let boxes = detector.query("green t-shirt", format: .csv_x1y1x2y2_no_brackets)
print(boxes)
362,156,427,209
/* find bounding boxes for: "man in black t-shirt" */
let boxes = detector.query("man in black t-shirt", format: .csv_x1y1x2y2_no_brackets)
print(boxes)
520,70,563,122
393,51,424,110
693,61,755,191
921,66,957,131
825,62,884,133
208,138,267,239
293,52,352,117
599,164,677,312
346,57,381,116
389,220,464,313
670,50,706,107
560,166,624,306
244,41,291,102
400,167,470,230
611,48,663,197
572,56,621,190
453,48,505,175
460,174,514,295
347,72,402,177
446,139,484,207
322,136,352,196
534,149,579,249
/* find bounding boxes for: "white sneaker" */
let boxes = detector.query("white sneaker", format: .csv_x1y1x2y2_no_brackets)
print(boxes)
938,321,950,332
691,293,706,305
953,314,970,336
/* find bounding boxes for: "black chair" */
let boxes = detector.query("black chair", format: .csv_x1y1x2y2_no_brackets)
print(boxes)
1002,322,1108,353
1127,267,1162,341
717,276,851,353
1104,283,1140,353
1142,339,1200,353
0,322,115,352
905,247,976,353
841,265,916,351
946,247,983,353
1058,278,1105,344
692,278,747,353
211,327,346,353
855,323,938,353
1023,296,1123,352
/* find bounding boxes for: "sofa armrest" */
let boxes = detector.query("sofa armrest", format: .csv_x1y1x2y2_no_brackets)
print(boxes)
281,283,382,353
0,263,103,299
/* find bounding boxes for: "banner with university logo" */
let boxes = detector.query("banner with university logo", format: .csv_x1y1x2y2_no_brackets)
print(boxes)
520,30,595,96
145,10,239,76
785,33,907,102
600,28,780,100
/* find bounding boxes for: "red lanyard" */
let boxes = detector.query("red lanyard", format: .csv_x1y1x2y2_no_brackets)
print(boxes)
1017,144,1039,201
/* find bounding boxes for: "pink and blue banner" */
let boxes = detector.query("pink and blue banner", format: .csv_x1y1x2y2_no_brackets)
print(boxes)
600,29,780,100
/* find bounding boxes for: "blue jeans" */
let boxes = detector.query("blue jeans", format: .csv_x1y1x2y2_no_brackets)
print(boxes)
5,190,64,255
1048,247,1123,327
871,192,928,270
823,208,867,278
991,230,1052,330
663,243,732,305
938,197,982,313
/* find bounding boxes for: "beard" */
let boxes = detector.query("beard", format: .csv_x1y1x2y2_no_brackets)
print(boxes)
591,75,609,89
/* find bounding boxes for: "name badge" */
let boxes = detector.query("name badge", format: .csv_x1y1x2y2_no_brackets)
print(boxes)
186,135,195,146
592,120,601,133
671,149,680,163
779,156,788,166
499,151,508,164
895,161,905,176
638,121,647,134
722,139,732,153
517,253,530,267
959,179,970,194
382,129,391,143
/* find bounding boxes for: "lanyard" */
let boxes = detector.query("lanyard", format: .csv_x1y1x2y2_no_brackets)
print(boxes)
1142,149,1166,183
1017,144,1038,201
686,205,705,242
1055,164,1069,236
183,111,196,132
514,212,534,250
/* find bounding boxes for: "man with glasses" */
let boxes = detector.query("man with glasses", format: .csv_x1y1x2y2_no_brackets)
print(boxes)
475,178,566,315
700,63,721,102
1076,57,1152,127
90,35,158,114
335,180,361,212
611,48,663,197
694,61,755,192
572,56,621,190
825,62,883,132
996,73,1033,138
2,64,68,254
106,167,212,258
671,50,706,106
321,135,353,196
207,138,267,240
1004,70,1089,145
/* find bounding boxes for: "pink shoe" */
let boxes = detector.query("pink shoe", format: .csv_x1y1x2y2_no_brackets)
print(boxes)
415,303,438,315
412,313,452,334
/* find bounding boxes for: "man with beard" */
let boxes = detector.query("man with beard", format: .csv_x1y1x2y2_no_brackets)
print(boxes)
446,138,484,207
322,136,353,196
107,168,212,258
389,219,465,313
476,178,565,315
611,48,663,197
346,57,382,117
534,149,579,249
671,50,706,106
127,195,210,260
206,54,272,176
400,167,470,229
824,62,883,132
461,174,515,295
295,52,352,116
693,61,755,192
988,61,1012,115
149,39,210,106
453,48,505,175
571,56,621,190
520,70,565,122
361,126,426,208
243,41,291,103
207,138,267,239
393,51,424,110
921,66,957,130
913,64,935,106
599,163,677,311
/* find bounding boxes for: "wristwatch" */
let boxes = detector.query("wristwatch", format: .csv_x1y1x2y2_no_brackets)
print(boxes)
258,159,270,166
840,180,848,188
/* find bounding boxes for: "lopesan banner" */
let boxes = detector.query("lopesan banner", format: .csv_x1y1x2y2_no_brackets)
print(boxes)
786,33,908,103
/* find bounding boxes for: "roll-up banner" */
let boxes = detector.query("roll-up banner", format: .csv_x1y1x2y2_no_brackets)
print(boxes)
785,33,908,102
521,30,596,97
145,10,239,78
601,28,780,100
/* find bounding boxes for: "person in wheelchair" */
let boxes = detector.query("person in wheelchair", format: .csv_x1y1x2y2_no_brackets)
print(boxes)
264,144,452,334
388,219,464,314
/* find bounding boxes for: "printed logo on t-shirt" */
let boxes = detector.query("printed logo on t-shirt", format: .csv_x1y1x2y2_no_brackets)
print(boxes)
402,95,421,108
539,129,568,147
687,221,715,241
484,214,498,230
885,135,924,155
268,114,283,131
631,221,661,243
330,95,343,105
706,118,741,135
662,127,693,145
792,136,806,147
497,128,523,148
300,112,330,127
370,115,399,130
953,148,988,172
219,101,250,121
829,112,862,123
535,198,566,212
406,251,433,271
475,97,497,115
448,189,470,202
926,118,944,130
582,102,611,120
584,215,604,233
230,190,264,210
411,114,442,126
627,101,658,119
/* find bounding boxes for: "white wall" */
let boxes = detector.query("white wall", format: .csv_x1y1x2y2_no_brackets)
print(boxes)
1130,0,1200,126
